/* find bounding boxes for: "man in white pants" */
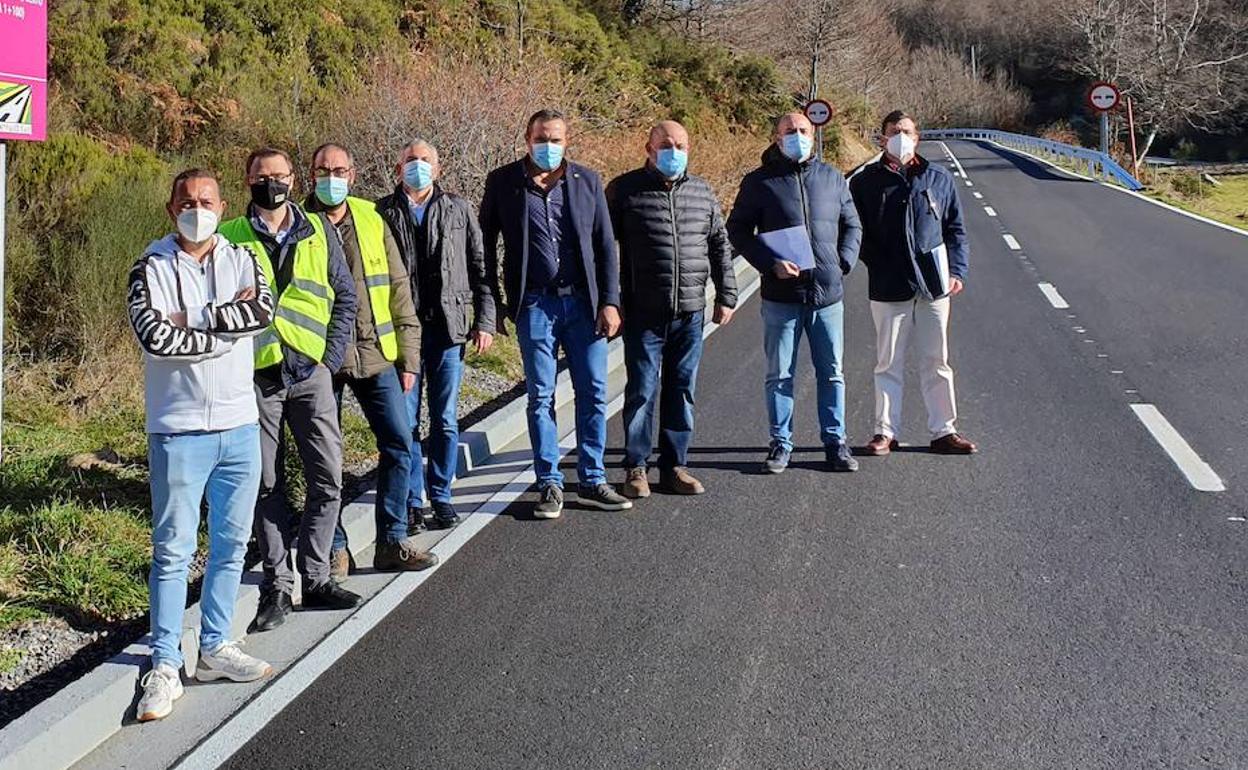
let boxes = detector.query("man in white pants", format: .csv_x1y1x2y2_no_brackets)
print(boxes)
849,110,977,455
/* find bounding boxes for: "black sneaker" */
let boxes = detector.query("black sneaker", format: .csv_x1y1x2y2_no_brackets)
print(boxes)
250,589,292,633
301,580,362,611
430,501,461,529
407,506,427,536
826,442,859,472
578,483,633,511
534,484,563,520
763,442,791,474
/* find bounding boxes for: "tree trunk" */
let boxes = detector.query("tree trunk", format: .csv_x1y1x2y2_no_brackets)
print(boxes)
1136,128,1158,170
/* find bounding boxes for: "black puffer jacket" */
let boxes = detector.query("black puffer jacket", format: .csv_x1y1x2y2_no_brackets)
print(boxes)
606,166,738,322
727,146,862,307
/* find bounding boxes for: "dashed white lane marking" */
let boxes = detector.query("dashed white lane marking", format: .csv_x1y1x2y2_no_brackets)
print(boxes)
984,206,997,217
940,141,969,179
1129,404,1226,492
965,180,974,187
1037,282,1069,309
972,192,983,199
1229,517,1246,522
1003,234,1022,250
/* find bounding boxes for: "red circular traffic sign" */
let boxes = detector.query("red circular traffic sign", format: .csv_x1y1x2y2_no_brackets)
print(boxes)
804,99,834,127
1087,81,1121,112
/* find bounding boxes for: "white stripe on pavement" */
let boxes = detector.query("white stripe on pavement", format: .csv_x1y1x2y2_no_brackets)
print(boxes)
972,192,983,199
1037,282,1069,309
1129,404,1226,492
941,141,969,179
984,206,997,217
1003,234,1022,250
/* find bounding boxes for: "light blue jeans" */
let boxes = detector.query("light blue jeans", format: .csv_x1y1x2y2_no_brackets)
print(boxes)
147,423,261,668
761,299,847,450
515,291,609,489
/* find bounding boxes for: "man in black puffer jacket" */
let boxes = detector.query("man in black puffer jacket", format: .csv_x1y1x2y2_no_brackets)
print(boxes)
727,111,863,474
607,120,738,499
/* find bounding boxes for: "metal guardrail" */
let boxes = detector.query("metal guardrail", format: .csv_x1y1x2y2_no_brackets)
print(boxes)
924,128,1144,191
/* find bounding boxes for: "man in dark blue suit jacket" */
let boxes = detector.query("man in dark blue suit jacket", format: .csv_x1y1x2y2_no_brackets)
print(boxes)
480,109,632,518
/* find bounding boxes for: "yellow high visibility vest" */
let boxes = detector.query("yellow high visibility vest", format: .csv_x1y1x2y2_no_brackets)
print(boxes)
344,197,397,362
218,210,335,368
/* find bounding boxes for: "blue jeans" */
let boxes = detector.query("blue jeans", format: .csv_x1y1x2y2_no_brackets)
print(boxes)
761,299,847,450
333,367,412,550
515,291,608,488
407,341,466,507
148,424,261,669
622,311,704,470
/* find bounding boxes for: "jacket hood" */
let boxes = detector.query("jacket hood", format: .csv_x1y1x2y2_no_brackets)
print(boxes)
144,233,181,258
761,143,810,170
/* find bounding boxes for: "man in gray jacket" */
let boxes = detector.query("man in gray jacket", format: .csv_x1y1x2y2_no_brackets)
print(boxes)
376,139,500,529
607,120,737,499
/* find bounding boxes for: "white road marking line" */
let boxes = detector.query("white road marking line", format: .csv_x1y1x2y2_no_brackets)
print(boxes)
1229,517,1246,522
1037,282,1069,309
984,206,997,217
1003,234,1022,250
1097,353,1109,358
965,180,974,187
940,141,969,179
1129,404,1226,492
972,192,983,199
1111,370,1124,374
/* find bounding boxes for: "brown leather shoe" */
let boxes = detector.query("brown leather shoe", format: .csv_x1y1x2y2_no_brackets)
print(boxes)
622,467,651,499
330,548,350,580
865,434,899,456
659,467,705,495
930,433,978,454
373,538,439,572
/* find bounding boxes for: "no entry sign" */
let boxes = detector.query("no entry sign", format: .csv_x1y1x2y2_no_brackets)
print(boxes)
804,99,833,127
1087,82,1121,113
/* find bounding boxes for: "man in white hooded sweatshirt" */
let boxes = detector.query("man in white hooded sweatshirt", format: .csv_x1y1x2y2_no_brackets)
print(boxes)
126,169,277,721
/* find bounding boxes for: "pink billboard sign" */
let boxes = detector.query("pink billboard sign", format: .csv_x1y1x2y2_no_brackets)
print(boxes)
0,0,47,142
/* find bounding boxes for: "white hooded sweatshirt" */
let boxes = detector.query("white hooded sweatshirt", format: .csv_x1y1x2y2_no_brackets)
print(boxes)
127,234,275,434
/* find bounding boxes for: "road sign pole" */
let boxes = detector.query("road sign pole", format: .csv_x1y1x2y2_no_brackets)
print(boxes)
1099,110,1109,157
816,125,824,161
1126,96,1140,174
0,142,7,462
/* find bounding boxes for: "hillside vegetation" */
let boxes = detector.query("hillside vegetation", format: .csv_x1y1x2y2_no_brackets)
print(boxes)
0,0,799,664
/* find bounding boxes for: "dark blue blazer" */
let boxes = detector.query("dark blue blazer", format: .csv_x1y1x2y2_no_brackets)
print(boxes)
479,159,621,320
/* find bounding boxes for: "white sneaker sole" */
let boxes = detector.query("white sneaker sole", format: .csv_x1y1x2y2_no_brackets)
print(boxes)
137,686,183,722
578,497,633,511
195,663,274,683
533,508,562,520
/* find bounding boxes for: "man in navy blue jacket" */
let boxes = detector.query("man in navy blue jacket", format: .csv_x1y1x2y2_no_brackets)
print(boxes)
727,111,863,474
848,110,977,456
480,109,632,518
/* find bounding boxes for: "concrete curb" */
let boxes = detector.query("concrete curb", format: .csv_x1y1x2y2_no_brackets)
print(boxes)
0,258,759,770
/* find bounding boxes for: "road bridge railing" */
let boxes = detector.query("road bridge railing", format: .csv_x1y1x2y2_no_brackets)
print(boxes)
925,128,1144,191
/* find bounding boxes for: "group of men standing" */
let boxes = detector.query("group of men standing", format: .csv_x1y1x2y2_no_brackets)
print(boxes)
126,107,975,722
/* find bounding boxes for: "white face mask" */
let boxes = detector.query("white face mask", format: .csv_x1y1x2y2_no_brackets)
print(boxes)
886,132,917,164
176,207,219,244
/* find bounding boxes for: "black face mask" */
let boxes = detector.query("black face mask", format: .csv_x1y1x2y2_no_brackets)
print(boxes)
250,179,290,211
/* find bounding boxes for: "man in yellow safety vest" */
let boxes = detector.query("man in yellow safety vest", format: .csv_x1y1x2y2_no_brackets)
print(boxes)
304,142,438,577
218,147,360,633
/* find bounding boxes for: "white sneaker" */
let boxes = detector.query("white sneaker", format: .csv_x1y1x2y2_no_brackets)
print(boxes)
136,663,184,722
196,641,274,683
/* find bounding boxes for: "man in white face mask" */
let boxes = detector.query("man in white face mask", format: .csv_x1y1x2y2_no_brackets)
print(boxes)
127,169,278,721
848,110,977,456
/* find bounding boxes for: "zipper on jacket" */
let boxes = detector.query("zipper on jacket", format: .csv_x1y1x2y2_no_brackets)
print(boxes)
797,164,812,286
668,187,680,314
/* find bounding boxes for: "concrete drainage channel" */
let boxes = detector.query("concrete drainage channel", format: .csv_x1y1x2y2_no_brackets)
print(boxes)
0,258,759,770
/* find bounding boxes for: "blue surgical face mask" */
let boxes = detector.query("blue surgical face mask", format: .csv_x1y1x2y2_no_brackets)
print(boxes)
780,132,814,162
655,148,688,180
402,159,433,191
315,176,349,206
530,142,564,172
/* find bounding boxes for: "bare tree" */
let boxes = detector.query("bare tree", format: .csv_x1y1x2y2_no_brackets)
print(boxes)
1068,0,1248,159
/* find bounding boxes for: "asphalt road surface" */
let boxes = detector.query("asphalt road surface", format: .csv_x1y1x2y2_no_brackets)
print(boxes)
219,141,1248,769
